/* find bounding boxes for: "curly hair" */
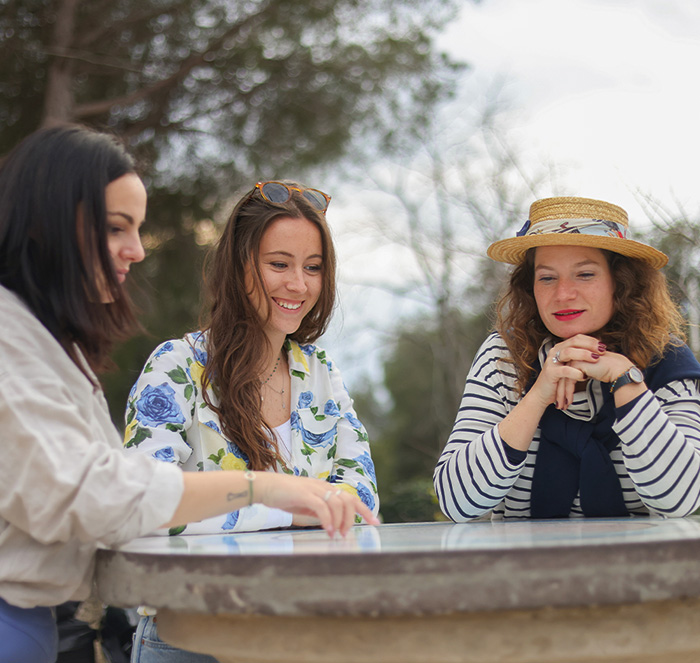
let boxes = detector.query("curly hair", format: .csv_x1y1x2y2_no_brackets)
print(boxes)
199,183,336,470
496,248,686,393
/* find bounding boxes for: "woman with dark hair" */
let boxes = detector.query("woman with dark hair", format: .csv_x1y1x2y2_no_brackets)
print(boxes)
434,196,700,521
0,127,377,663
124,181,379,660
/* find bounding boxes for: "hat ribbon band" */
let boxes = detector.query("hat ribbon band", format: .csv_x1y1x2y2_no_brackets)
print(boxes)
519,217,627,239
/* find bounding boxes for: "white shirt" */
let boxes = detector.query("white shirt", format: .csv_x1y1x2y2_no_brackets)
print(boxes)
0,286,183,608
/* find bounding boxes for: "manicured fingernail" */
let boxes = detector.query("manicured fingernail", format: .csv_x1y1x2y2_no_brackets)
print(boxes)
591,353,600,359
598,343,606,352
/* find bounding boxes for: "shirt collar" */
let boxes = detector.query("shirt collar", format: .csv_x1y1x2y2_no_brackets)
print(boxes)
285,339,311,376
538,336,555,368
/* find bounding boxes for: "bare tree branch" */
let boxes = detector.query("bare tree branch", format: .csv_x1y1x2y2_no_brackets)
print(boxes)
73,8,266,120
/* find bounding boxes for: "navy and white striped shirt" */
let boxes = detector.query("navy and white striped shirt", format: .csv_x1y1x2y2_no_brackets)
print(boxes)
434,332,700,520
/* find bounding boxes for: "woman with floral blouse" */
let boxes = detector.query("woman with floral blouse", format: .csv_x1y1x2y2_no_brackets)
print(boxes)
124,181,379,662
0,127,376,663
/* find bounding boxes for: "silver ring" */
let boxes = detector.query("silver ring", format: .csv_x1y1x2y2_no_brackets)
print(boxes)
334,489,342,496
552,350,561,364
323,490,333,502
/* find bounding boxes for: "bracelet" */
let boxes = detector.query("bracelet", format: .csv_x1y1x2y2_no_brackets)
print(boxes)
244,470,255,506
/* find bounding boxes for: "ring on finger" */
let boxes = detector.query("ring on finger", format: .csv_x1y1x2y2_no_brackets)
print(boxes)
334,489,342,497
552,350,562,364
323,490,333,502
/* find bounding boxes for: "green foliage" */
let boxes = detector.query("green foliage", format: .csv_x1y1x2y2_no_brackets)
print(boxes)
378,478,447,523
1,0,466,169
354,307,493,522
0,0,468,427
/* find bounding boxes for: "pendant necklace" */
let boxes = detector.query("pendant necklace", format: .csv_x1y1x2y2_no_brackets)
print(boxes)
264,374,287,410
261,354,286,409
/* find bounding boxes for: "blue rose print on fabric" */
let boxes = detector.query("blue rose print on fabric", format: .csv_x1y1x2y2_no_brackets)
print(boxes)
153,341,174,360
298,344,316,356
290,411,337,447
153,446,176,463
324,400,340,417
298,391,314,408
344,412,362,430
189,332,209,365
301,424,337,447
222,511,240,530
193,347,208,365
354,452,376,483
226,441,249,462
203,420,221,434
135,383,186,427
356,483,375,511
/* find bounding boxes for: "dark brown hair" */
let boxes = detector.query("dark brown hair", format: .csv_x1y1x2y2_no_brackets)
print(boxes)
0,124,141,378
200,184,336,470
496,248,686,393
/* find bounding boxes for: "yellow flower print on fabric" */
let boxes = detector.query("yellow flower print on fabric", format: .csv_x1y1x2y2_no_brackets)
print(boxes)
189,361,205,390
124,418,137,442
317,471,330,480
335,483,358,498
221,453,248,471
290,342,310,373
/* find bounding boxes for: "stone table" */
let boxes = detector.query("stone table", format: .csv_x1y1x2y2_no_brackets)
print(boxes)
96,517,700,662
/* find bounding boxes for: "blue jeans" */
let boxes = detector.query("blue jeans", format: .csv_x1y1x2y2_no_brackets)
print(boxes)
0,596,57,663
131,615,219,663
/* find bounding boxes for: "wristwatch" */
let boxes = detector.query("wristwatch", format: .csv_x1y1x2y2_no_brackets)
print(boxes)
610,365,644,393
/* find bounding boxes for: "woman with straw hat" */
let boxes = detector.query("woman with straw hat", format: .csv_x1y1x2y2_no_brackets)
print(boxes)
434,196,700,521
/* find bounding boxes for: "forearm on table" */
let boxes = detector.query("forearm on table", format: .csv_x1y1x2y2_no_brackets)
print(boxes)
163,470,253,528
617,387,700,515
436,424,524,521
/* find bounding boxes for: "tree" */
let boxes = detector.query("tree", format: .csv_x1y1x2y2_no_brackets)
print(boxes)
1,0,465,167
0,0,470,421
636,194,700,355
341,85,561,520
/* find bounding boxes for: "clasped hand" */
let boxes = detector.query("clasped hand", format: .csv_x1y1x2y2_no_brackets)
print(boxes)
533,334,635,410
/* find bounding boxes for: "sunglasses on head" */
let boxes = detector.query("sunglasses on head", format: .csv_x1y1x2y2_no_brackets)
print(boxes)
255,181,331,213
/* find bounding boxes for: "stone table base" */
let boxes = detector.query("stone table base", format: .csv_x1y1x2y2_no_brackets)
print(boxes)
158,597,700,663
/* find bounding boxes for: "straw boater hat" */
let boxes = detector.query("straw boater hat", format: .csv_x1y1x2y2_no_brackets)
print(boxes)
487,196,668,269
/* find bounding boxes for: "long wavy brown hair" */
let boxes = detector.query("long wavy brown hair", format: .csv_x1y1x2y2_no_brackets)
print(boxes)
496,248,686,393
199,183,337,470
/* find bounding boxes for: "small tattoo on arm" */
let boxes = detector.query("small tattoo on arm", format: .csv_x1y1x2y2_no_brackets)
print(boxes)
227,491,247,502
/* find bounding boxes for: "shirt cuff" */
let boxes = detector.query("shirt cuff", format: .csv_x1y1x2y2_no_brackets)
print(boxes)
500,438,527,466
615,391,647,419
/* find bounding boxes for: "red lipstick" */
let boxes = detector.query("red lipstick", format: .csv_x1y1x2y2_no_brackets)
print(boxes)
553,309,583,320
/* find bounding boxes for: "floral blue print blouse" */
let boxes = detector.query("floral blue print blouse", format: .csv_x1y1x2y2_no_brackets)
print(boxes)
123,332,379,535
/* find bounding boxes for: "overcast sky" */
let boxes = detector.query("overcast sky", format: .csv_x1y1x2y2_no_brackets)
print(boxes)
324,0,700,389
439,0,700,220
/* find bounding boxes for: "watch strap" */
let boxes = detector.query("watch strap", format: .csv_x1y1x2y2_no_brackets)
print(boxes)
610,366,643,393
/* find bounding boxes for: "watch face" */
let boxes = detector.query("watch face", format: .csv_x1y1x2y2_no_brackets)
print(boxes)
629,366,644,383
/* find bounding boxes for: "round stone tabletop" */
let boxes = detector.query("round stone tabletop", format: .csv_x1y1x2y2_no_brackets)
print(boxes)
96,517,700,617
